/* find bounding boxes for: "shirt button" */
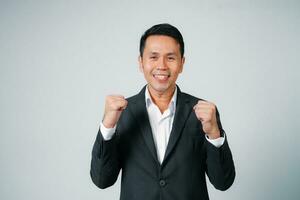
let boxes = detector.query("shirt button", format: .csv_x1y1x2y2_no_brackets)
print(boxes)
159,179,166,187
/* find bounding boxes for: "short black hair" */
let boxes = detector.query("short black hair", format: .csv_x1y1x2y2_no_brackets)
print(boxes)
139,23,184,58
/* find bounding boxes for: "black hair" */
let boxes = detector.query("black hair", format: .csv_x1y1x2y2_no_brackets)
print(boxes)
139,23,184,58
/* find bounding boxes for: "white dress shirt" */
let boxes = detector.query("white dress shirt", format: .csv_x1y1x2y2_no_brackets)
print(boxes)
145,86,177,163
100,86,225,164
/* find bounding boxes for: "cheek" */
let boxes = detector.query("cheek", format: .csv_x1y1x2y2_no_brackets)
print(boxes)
143,63,155,73
140,66,152,77
171,67,182,76
143,66,152,75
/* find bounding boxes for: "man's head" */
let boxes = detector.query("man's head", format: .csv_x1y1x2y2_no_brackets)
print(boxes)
139,23,184,58
138,23,185,96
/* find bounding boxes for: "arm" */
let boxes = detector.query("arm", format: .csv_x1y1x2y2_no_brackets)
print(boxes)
194,101,235,190
90,128,121,189
205,134,235,191
205,109,235,191
90,95,127,189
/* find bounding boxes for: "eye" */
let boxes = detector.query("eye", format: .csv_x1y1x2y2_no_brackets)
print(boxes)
168,57,175,61
150,56,158,60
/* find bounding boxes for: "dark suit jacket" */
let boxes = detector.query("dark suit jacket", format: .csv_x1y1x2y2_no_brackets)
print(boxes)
90,86,235,200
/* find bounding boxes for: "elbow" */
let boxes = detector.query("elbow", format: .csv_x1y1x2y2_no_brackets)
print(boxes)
90,170,114,189
214,168,236,191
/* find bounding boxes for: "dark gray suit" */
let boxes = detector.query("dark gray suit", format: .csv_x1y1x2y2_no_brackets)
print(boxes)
90,86,235,200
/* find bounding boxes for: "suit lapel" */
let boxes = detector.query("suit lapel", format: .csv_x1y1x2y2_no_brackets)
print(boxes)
130,85,192,166
162,87,191,166
131,86,159,164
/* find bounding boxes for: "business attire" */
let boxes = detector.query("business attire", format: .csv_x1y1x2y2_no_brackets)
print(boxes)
90,85,235,200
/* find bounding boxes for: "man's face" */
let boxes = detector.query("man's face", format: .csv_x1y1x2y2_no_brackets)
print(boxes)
139,35,185,95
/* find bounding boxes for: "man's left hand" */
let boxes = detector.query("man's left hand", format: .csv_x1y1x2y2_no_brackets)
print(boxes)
193,100,220,139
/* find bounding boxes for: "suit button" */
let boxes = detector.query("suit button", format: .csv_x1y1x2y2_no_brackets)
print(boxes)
159,179,166,187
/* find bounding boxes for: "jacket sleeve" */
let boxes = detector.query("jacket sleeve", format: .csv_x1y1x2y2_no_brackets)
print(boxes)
205,108,236,191
90,128,121,189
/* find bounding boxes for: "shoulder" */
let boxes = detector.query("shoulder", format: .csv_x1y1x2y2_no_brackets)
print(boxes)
124,85,146,104
125,92,141,105
181,91,202,101
179,90,206,105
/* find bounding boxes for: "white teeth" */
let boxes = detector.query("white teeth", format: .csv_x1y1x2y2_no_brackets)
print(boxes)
154,74,169,80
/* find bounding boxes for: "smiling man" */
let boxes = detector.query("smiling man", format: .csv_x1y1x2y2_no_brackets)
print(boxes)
90,23,235,200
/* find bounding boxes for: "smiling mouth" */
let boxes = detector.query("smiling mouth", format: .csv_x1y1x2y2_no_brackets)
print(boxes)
153,74,170,81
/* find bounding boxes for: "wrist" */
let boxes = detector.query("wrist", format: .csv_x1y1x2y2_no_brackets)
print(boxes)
207,128,220,139
102,119,115,129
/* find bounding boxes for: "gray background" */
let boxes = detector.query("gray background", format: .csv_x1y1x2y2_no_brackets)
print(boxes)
1,0,299,199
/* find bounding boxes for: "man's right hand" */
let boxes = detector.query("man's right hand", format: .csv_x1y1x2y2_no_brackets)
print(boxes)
102,95,128,128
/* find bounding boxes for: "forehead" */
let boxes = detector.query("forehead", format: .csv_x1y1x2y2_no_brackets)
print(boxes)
144,35,180,53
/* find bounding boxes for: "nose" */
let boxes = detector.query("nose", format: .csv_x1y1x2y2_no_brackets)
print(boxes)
156,57,168,70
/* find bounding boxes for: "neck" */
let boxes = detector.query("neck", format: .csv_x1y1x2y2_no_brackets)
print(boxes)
147,85,176,113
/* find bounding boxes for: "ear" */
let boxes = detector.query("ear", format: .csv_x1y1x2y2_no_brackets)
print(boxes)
179,56,185,73
138,56,144,73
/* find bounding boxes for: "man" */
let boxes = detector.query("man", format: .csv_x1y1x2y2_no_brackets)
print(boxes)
90,23,235,200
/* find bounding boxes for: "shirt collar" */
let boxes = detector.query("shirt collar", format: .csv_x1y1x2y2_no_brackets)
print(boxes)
145,85,177,114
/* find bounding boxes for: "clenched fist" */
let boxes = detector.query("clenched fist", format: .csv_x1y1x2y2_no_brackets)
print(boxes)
102,95,128,128
193,100,220,139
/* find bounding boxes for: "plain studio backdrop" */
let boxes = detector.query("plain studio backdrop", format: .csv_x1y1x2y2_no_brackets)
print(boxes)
0,0,299,199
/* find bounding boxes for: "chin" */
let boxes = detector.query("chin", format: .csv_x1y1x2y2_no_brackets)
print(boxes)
149,83,172,93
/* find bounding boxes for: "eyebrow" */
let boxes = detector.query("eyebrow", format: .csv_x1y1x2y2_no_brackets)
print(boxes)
148,52,177,56
166,53,177,56
149,52,159,55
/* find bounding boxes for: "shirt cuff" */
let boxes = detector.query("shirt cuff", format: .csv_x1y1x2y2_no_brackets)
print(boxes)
205,133,226,148
100,122,116,141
